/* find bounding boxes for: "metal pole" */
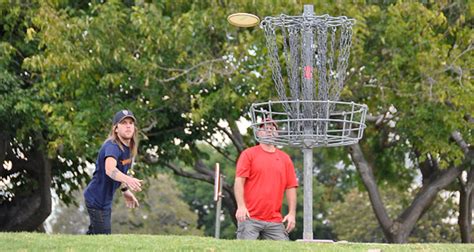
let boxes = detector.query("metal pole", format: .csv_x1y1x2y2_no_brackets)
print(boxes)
214,175,223,239
302,4,315,241
302,148,313,240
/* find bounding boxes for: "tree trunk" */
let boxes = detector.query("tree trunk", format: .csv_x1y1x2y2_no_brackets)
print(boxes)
349,142,466,243
348,143,394,240
0,135,52,231
458,187,472,242
458,166,473,243
386,223,410,243
221,185,237,226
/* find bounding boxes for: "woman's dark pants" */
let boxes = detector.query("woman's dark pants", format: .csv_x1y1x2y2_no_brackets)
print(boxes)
85,201,111,235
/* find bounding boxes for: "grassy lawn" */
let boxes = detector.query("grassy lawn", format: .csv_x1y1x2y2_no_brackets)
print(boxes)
1,233,473,251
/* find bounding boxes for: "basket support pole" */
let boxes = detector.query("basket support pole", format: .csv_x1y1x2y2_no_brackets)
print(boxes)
302,147,313,240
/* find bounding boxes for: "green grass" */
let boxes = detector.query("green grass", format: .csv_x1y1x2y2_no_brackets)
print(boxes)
1,233,473,251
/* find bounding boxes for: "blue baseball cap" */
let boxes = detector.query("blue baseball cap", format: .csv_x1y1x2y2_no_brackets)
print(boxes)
113,109,137,125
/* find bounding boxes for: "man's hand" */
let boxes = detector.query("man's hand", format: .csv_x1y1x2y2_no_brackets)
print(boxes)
123,190,139,208
125,176,143,192
282,213,296,232
235,207,250,222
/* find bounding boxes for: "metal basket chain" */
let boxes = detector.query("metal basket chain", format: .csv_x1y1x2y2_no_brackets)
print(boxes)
327,26,337,102
316,23,329,103
263,26,292,114
282,24,301,119
288,27,301,102
333,24,353,102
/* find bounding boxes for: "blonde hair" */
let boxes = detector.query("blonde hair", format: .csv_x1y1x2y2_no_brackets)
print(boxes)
105,123,139,159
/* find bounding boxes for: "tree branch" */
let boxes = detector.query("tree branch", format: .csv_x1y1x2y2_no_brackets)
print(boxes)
366,114,384,124
220,183,237,225
146,126,185,137
228,119,244,153
400,163,465,233
163,162,214,183
464,114,474,124
141,118,157,133
428,153,440,172
451,131,469,154
366,112,393,128
467,166,474,192
401,144,473,234
193,159,214,178
452,43,473,63
218,122,244,154
417,150,437,185
348,143,393,231
205,140,234,163
157,58,226,83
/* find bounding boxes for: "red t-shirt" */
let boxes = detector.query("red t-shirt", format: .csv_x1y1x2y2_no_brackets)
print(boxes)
236,145,298,222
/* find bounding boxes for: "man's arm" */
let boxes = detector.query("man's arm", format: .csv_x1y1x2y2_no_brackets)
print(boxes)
234,177,250,222
282,187,297,232
105,157,142,191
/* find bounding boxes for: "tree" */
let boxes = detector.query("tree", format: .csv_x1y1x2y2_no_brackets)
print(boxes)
0,1,53,231
0,0,277,230
174,1,473,243
1,1,471,243
329,187,460,242
344,2,473,243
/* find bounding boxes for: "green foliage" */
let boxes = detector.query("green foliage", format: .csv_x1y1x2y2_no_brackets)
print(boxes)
347,2,472,173
0,1,53,203
0,2,41,137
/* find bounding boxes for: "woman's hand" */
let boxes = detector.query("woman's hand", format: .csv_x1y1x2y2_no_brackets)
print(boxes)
123,190,139,208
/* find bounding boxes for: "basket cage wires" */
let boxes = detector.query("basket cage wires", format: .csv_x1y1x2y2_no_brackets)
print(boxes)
251,9,367,148
252,100,367,147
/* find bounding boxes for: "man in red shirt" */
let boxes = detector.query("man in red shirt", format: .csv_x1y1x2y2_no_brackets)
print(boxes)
234,119,298,240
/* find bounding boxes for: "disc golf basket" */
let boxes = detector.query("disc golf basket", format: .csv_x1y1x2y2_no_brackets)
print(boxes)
251,5,367,241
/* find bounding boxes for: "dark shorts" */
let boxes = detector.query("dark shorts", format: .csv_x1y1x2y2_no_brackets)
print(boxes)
236,218,289,240
85,201,111,235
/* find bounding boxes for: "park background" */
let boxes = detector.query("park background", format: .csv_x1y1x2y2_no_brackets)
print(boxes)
0,0,472,245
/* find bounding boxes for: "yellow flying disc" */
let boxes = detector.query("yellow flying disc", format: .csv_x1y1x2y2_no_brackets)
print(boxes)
227,13,260,28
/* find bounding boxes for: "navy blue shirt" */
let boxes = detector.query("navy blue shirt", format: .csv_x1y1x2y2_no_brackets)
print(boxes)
84,140,132,210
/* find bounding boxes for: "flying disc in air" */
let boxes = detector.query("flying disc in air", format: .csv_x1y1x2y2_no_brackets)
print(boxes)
227,13,260,28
